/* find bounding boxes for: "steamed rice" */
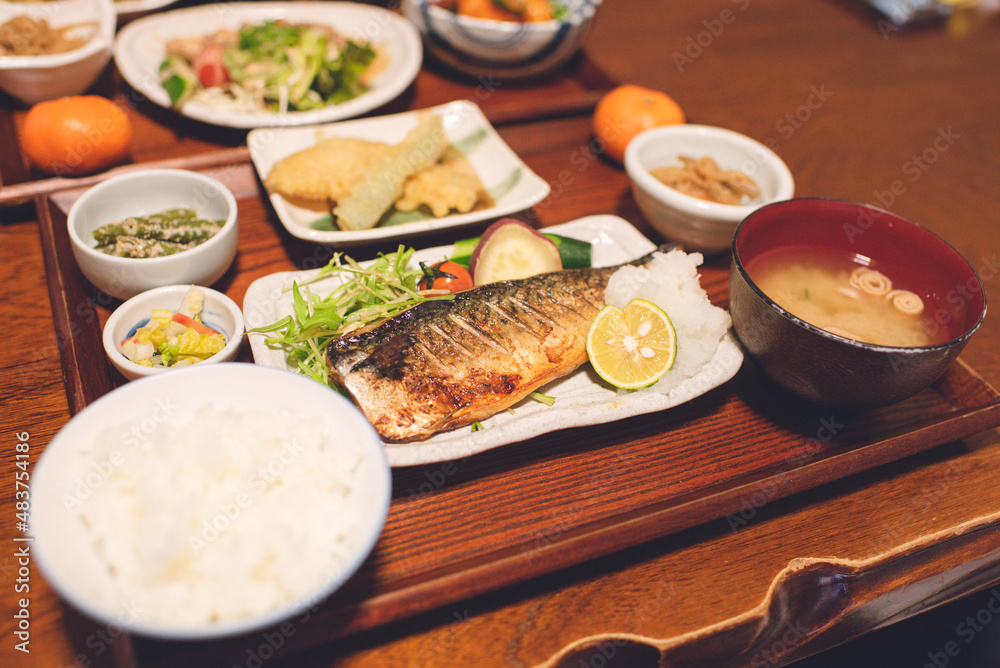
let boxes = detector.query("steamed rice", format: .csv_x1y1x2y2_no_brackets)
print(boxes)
77,406,362,626
605,249,731,395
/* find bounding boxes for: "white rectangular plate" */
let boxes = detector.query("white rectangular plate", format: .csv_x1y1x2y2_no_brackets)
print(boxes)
247,100,551,246
243,215,744,467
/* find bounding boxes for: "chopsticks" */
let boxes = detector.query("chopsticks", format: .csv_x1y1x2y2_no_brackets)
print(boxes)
0,146,251,206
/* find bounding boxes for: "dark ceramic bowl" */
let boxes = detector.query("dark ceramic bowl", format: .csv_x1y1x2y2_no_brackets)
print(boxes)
729,198,987,408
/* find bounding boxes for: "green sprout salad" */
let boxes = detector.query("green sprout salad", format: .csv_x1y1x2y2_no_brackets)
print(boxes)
249,247,453,384
159,20,377,113
250,235,590,410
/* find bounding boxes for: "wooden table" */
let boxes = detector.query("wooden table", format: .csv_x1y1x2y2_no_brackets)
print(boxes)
3,1,1000,666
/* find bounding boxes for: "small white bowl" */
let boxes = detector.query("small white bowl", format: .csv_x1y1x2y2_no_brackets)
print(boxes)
401,0,601,81
103,284,245,381
67,168,238,300
625,124,795,254
0,0,116,106
28,363,391,640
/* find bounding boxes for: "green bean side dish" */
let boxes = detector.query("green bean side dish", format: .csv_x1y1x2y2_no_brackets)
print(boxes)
92,208,225,258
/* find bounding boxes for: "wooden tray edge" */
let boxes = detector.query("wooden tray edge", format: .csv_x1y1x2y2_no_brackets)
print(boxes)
33,161,1000,667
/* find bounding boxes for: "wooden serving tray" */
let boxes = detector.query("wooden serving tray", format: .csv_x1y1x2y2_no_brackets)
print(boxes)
32,153,1000,667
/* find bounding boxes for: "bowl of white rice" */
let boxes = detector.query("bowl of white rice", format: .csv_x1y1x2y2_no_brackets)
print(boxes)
29,363,391,640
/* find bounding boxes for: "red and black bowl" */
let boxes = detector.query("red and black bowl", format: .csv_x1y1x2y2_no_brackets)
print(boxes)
729,198,987,408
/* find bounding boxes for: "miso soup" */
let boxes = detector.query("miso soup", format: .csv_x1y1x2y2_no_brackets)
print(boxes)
745,245,946,347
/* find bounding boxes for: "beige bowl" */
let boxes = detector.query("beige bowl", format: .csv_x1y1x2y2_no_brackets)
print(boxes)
625,124,795,254
0,0,116,106
67,168,238,300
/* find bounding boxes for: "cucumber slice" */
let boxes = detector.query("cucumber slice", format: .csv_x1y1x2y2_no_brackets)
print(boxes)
544,234,592,269
450,233,592,269
158,56,199,106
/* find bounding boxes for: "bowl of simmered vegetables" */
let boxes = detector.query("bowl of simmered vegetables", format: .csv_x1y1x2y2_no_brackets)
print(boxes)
67,168,238,300
624,124,795,254
729,198,987,408
0,0,116,105
401,0,602,81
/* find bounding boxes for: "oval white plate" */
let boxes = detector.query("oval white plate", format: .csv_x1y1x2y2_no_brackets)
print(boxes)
114,1,422,128
29,363,391,640
248,99,551,246
243,215,744,467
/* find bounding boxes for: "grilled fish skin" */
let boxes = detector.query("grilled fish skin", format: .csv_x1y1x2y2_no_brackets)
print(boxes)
326,245,676,442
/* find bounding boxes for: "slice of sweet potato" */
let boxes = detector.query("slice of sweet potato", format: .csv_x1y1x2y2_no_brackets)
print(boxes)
469,218,563,285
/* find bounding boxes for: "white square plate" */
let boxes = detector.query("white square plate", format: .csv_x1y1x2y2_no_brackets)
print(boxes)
247,100,551,246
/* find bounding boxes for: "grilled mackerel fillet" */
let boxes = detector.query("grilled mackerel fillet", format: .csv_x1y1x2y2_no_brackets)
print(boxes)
326,246,673,442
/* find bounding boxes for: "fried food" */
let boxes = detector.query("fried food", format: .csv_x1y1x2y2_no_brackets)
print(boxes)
395,147,490,217
263,136,392,202
334,114,448,230
265,113,490,229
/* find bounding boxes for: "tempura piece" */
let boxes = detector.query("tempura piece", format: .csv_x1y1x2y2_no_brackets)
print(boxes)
333,114,447,231
395,147,490,217
264,136,393,202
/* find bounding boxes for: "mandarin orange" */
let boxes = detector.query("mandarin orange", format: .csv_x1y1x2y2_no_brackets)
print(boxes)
593,84,686,164
20,95,133,176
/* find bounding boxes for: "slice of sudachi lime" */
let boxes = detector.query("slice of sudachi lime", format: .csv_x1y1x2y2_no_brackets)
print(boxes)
586,298,677,390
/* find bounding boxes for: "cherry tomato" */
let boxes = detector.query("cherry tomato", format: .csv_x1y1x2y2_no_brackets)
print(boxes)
419,261,474,293
193,44,230,88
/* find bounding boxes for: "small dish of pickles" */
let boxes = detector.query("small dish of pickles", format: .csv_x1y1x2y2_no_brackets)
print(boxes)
103,285,245,381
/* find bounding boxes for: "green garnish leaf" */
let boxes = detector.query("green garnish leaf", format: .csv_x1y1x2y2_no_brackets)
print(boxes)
248,246,453,384
529,391,556,406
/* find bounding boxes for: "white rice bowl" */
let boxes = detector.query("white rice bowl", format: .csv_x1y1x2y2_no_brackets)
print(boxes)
29,364,391,640
604,249,731,395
